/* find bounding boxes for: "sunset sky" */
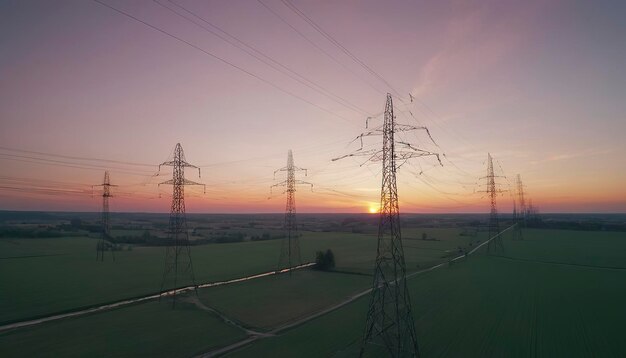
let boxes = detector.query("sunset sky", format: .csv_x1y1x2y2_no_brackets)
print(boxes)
1,0,625,213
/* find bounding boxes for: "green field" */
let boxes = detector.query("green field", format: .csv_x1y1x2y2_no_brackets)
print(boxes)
0,300,246,357
197,269,372,330
0,229,468,324
1,228,625,357
226,228,626,357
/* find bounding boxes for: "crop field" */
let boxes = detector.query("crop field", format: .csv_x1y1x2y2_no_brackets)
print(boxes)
0,300,246,357
227,228,626,357
1,227,624,357
197,269,372,330
0,229,469,324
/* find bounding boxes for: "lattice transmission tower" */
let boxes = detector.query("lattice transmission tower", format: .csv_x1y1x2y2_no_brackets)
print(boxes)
512,174,526,240
334,93,441,357
272,150,311,272
94,171,116,261
479,153,506,254
158,143,205,307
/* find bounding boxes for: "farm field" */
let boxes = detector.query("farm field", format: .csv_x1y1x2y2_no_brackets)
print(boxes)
1,228,624,357
227,228,626,357
197,269,372,330
0,228,469,324
0,300,246,357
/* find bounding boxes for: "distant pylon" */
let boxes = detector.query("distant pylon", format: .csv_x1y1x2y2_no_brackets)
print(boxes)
512,174,526,240
94,171,116,261
482,153,504,253
334,93,441,357
271,150,311,273
158,143,205,307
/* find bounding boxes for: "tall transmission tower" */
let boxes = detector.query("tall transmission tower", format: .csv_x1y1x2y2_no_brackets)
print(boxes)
479,153,505,254
334,93,441,357
94,171,116,261
158,143,205,307
512,174,526,240
271,150,311,272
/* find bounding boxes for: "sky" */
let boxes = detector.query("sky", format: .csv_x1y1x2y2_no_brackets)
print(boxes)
0,0,625,214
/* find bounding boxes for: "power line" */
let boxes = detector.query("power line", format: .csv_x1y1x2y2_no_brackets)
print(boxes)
280,0,403,97
0,146,154,167
0,153,154,176
157,0,371,118
92,0,354,123
255,0,388,97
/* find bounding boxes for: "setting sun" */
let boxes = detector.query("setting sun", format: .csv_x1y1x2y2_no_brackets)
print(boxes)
368,205,379,214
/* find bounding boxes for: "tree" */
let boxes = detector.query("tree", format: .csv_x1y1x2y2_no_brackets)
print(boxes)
324,249,335,269
314,249,335,271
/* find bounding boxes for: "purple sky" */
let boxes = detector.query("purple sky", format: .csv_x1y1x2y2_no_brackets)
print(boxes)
1,0,625,213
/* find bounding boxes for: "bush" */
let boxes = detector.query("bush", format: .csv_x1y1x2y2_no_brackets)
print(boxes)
314,249,335,271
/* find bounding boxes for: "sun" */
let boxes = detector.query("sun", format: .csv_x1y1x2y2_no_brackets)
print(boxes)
368,206,378,214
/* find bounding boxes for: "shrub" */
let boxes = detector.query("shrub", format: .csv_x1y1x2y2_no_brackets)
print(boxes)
315,249,336,271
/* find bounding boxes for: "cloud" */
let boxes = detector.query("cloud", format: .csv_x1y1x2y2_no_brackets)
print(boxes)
411,2,539,98
531,148,614,165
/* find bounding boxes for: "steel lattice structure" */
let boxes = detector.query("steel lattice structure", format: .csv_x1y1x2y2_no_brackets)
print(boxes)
158,143,205,307
94,171,116,261
512,173,526,240
481,153,505,253
272,150,311,272
335,93,441,357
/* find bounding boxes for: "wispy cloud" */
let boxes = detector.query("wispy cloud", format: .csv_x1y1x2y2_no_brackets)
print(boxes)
531,148,614,165
411,2,543,98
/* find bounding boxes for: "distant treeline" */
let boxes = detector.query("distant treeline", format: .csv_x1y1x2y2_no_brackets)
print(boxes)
112,230,286,246
0,227,82,239
527,219,626,232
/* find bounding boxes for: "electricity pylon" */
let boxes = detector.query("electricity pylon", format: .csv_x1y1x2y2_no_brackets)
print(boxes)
158,143,205,307
271,150,311,273
479,153,506,254
94,171,116,261
512,174,526,240
334,93,441,357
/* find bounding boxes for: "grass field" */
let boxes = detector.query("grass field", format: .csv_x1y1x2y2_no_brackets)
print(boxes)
227,228,626,357
0,300,246,357
2,228,624,357
0,229,468,324
197,269,372,330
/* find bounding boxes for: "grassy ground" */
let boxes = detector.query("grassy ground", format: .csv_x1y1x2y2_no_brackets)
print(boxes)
197,269,372,330
300,228,479,275
227,228,626,357
3,228,623,358
0,237,280,324
0,300,246,357
0,229,469,324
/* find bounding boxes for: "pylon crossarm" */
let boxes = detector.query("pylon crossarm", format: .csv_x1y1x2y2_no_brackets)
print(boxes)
273,167,288,178
295,180,314,191
293,166,307,175
396,150,442,165
182,178,203,186
365,115,384,129
270,181,287,189
331,148,379,162
396,141,432,154
158,179,175,186
395,125,438,146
